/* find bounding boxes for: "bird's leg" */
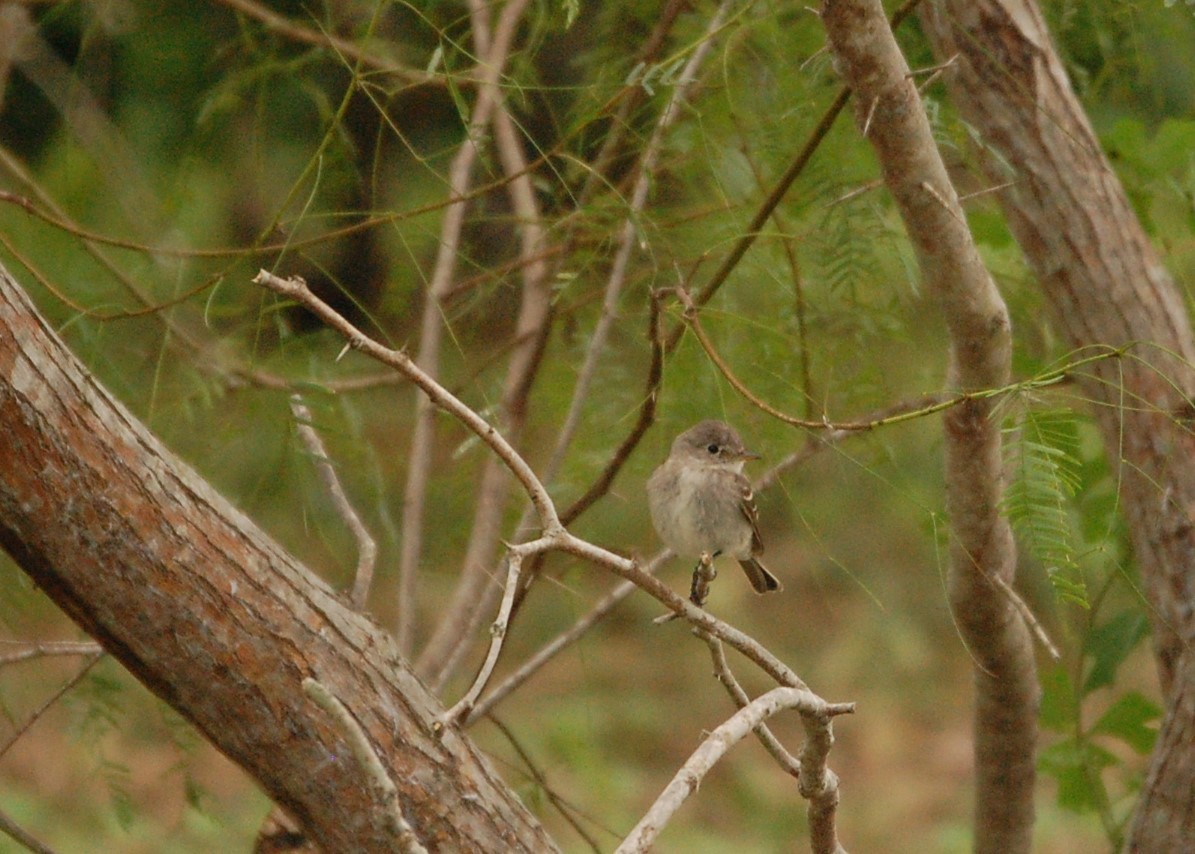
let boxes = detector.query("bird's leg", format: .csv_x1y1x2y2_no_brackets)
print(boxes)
689,551,718,606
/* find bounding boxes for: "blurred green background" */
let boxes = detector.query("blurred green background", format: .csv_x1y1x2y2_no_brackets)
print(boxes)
1,1,1193,851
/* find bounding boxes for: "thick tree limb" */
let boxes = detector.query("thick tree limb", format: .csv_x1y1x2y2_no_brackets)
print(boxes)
918,3,1195,850
0,264,556,852
822,2,1036,852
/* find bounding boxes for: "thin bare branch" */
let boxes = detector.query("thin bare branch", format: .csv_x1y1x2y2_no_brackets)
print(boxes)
615,686,853,853
463,554,666,726
991,575,1061,661
289,395,378,608
544,0,734,483
393,0,529,655
443,543,536,725
254,271,561,534
0,805,56,854
302,679,428,854
0,640,102,666
0,652,103,760
214,0,447,85
702,631,802,777
417,0,555,688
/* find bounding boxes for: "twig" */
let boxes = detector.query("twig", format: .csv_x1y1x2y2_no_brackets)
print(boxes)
861,96,880,138
701,631,801,777
991,575,1061,661
0,652,103,760
254,271,561,533
442,546,533,725
485,715,607,852
909,53,958,94
702,630,847,853
463,553,669,726
302,679,427,853
393,0,528,655
672,284,957,429
615,686,853,853
919,180,968,226
0,805,56,854
0,640,102,666
422,0,555,689
670,286,1124,432
214,0,446,84
543,0,733,484
290,395,378,608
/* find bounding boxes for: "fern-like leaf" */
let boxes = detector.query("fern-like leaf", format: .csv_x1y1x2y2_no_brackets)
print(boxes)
1002,409,1089,607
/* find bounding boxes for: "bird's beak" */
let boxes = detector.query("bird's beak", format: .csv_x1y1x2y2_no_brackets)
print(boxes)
741,449,761,461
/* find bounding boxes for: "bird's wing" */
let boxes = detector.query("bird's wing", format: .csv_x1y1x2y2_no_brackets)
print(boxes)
736,473,764,555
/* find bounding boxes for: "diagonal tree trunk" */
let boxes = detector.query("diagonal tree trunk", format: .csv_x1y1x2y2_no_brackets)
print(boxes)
920,2,1195,849
821,2,1037,851
0,264,557,853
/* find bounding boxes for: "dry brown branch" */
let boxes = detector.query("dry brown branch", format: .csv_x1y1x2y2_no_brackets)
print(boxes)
213,0,447,85
0,652,102,760
0,640,102,666
416,0,555,688
0,806,56,854
257,270,559,532
289,396,378,609
615,686,853,853
397,0,533,659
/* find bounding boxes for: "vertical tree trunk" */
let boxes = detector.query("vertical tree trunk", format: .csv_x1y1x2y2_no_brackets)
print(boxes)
920,2,1195,849
821,2,1037,851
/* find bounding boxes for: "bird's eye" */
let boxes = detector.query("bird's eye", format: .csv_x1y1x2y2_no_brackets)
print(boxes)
707,443,720,454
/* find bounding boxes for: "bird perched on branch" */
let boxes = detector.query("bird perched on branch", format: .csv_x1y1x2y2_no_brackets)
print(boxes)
647,420,782,601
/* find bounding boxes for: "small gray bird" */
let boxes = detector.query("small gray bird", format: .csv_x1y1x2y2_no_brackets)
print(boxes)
646,420,782,594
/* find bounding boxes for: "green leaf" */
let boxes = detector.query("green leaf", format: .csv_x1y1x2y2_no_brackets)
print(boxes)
1091,691,1162,754
1002,409,1088,606
1038,738,1116,813
1083,610,1150,694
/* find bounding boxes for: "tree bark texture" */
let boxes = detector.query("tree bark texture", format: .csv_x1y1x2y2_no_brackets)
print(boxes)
821,2,1038,853
0,265,557,853
920,2,1195,849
